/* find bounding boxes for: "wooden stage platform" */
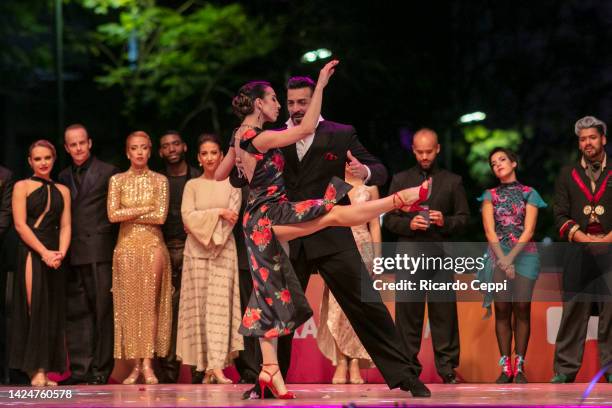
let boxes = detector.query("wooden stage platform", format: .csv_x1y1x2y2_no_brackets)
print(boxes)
0,383,610,407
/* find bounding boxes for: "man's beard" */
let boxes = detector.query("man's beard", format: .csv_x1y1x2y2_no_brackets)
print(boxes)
164,152,185,165
291,113,304,125
583,146,603,162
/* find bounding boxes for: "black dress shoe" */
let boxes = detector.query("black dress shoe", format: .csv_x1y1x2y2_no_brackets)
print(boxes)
87,375,108,385
441,373,460,384
400,377,431,398
59,376,87,386
241,383,274,399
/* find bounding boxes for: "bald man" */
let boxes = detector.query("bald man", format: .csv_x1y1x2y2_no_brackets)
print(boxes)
384,128,470,384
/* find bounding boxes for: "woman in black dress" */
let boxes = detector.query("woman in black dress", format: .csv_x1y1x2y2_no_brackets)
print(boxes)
10,140,71,386
216,61,429,398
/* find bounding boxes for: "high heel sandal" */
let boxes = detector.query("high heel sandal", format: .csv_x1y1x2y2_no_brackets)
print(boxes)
142,362,158,385
331,359,347,384
122,363,142,385
348,359,364,384
203,370,233,384
259,363,296,399
45,376,58,387
393,178,432,213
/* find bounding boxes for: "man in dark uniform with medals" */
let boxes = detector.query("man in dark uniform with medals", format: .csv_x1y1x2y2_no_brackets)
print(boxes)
552,115,612,383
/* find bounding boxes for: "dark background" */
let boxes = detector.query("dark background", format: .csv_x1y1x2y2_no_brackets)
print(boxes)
1,0,612,240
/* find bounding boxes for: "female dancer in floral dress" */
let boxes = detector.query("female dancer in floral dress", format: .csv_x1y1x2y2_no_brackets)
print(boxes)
216,60,429,399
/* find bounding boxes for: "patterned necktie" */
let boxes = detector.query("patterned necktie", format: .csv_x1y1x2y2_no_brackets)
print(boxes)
297,140,307,161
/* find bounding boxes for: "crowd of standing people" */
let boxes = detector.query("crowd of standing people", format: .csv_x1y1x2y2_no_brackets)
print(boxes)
0,61,610,399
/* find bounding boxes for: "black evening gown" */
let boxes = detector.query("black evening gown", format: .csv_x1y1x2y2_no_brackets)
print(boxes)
9,177,66,373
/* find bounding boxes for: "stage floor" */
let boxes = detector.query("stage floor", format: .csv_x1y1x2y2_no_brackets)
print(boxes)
0,383,610,407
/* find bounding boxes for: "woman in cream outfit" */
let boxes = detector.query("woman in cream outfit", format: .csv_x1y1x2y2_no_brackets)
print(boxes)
177,134,243,384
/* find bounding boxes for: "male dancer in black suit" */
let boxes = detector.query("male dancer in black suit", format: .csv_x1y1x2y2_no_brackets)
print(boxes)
59,124,119,385
384,128,469,384
242,76,431,398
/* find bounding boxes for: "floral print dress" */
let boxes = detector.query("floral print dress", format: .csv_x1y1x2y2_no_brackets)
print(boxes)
477,181,547,310
237,128,351,338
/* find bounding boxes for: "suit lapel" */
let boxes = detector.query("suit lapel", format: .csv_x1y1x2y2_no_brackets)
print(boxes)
299,125,330,178
76,158,98,201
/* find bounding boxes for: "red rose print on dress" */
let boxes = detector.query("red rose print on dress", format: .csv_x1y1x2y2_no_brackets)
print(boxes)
294,199,321,219
242,307,262,329
276,288,292,304
267,185,278,196
264,327,280,338
323,184,338,210
265,297,273,306
270,153,285,172
250,217,273,251
259,267,269,282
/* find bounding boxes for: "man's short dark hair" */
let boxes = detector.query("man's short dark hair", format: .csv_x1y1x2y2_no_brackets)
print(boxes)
64,123,89,140
287,76,316,92
160,130,182,141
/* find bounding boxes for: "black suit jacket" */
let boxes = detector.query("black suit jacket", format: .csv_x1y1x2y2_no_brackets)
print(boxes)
554,155,612,240
281,120,388,259
58,157,120,265
0,165,13,240
383,165,470,242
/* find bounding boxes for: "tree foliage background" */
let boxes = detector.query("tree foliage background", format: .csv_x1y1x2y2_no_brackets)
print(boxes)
2,0,612,239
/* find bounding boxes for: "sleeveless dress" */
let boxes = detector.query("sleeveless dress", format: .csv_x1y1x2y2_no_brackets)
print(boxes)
9,177,66,373
237,128,352,338
476,181,547,311
317,184,374,366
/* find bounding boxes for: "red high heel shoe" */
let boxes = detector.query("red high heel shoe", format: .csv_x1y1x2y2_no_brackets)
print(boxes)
259,363,296,400
393,178,432,212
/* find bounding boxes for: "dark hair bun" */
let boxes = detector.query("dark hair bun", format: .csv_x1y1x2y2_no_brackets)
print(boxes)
232,93,254,120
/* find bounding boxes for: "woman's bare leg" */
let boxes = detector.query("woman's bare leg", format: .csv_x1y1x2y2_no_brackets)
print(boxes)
273,181,425,242
259,338,289,395
25,253,33,315
142,247,165,385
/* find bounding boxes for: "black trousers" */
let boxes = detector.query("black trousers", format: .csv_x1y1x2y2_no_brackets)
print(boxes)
278,247,414,388
234,267,261,382
65,262,114,381
395,294,459,377
155,241,184,383
554,246,612,377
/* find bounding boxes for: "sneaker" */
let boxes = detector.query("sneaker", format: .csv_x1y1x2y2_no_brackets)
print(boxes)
550,373,574,383
513,355,528,384
495,356,513,384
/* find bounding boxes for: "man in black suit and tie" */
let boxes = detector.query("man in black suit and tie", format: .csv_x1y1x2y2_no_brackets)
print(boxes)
242,76,430,397
384,128,469,384
58,124,119,385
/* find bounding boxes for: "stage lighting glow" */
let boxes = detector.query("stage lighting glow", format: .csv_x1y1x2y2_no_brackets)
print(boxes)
301,48,332,63
459,111,486,124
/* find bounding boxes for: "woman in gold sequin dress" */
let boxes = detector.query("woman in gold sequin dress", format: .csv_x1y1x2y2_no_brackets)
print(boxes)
107,131,172,385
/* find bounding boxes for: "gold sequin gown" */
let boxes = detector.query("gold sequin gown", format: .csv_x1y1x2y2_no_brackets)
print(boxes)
107,168,172,359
